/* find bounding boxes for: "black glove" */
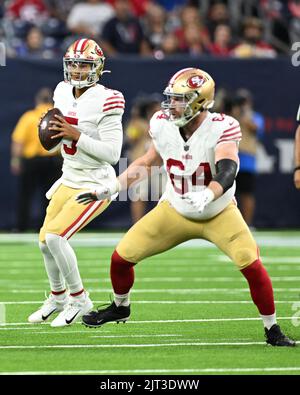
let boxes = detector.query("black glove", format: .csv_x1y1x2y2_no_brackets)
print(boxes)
76,191,97,205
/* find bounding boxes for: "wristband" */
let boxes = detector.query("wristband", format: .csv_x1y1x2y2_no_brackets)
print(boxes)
203,188,215,203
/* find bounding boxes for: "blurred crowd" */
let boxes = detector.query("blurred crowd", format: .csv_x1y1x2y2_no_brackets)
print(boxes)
1,0,299,60
125,93,167,224
214,87,265,227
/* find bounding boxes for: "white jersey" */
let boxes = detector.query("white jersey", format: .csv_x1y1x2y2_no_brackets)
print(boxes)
149,111,242,220
53,81,124,190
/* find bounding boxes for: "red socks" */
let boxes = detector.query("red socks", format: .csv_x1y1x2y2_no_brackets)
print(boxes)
241,259,275,315
110,250,135,294
70,289,84,297
110,252,275,317
51,289,66,296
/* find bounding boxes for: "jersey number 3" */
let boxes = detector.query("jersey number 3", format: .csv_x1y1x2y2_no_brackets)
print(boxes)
63,117,78,155
166,159,212,195
63,140,77,155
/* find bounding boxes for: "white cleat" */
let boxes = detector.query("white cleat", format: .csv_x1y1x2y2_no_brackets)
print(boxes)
28,293,69,323
50,292,93,327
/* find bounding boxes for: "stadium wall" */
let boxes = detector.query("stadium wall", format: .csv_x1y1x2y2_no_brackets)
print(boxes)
0,56,299,229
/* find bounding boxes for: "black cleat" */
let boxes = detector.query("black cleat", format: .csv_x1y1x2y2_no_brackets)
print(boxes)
82,302,130,328
265,324,296,347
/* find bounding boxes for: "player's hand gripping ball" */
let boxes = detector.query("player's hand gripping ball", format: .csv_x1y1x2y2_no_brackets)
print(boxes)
38,108,64,151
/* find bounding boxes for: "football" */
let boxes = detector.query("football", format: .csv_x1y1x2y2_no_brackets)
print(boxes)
38,108,64,151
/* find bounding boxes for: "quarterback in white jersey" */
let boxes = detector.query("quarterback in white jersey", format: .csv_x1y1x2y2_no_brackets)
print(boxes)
28,38,125,328
53,79,124,191
77,68,295,346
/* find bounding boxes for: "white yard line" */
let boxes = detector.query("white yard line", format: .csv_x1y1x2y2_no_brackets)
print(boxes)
0,341,269,350
2,276,300,284
1,232,300,247
1,266,300,274
218,256,300,264
0,300,297,305
0,288,299,294
2,256,300,265
0,366,300,381
0,316,294,328
52,333,180,337
1,367,300,375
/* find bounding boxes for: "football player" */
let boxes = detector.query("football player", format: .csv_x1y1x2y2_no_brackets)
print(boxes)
28,38,125,327
294,105,300,189
77,68,295,346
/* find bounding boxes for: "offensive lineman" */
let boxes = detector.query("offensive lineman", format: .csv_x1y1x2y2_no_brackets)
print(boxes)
28,38,125,327
77,68,295,346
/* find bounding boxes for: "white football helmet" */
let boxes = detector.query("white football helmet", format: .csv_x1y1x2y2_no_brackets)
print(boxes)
63,38,106,88
161,68,215,127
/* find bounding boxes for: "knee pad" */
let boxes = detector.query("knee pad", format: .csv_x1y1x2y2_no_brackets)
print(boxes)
39,241,49,254
233,247,258,270
45,233,62,252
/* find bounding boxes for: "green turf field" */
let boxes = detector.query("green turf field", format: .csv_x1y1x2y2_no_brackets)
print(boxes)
0,232,300,375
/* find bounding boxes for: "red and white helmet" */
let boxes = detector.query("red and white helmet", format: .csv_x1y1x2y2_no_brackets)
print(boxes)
63,38,106,88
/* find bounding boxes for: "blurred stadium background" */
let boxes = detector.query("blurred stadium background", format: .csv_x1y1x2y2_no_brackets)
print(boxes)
0,0,299,231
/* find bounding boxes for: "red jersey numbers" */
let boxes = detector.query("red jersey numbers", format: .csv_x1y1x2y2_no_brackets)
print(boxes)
63,140,78,155
166,159,212,195
191,162,212,187
63,116,78,156
166,159,187,194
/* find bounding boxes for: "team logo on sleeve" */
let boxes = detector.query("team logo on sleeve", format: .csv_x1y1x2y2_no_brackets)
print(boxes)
187,75,205,89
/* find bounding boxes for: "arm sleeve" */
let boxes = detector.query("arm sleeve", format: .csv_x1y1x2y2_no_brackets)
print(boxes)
213,159,238,193
76,114,123,165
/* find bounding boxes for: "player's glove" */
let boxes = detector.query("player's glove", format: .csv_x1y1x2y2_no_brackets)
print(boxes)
184,188,215,214
76,180,121,205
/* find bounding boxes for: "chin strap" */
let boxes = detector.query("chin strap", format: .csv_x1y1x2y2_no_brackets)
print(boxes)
70,79,94,88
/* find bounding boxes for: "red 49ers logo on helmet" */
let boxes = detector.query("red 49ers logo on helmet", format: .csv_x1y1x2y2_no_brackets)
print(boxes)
187,75,205,89
95,46,104,57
